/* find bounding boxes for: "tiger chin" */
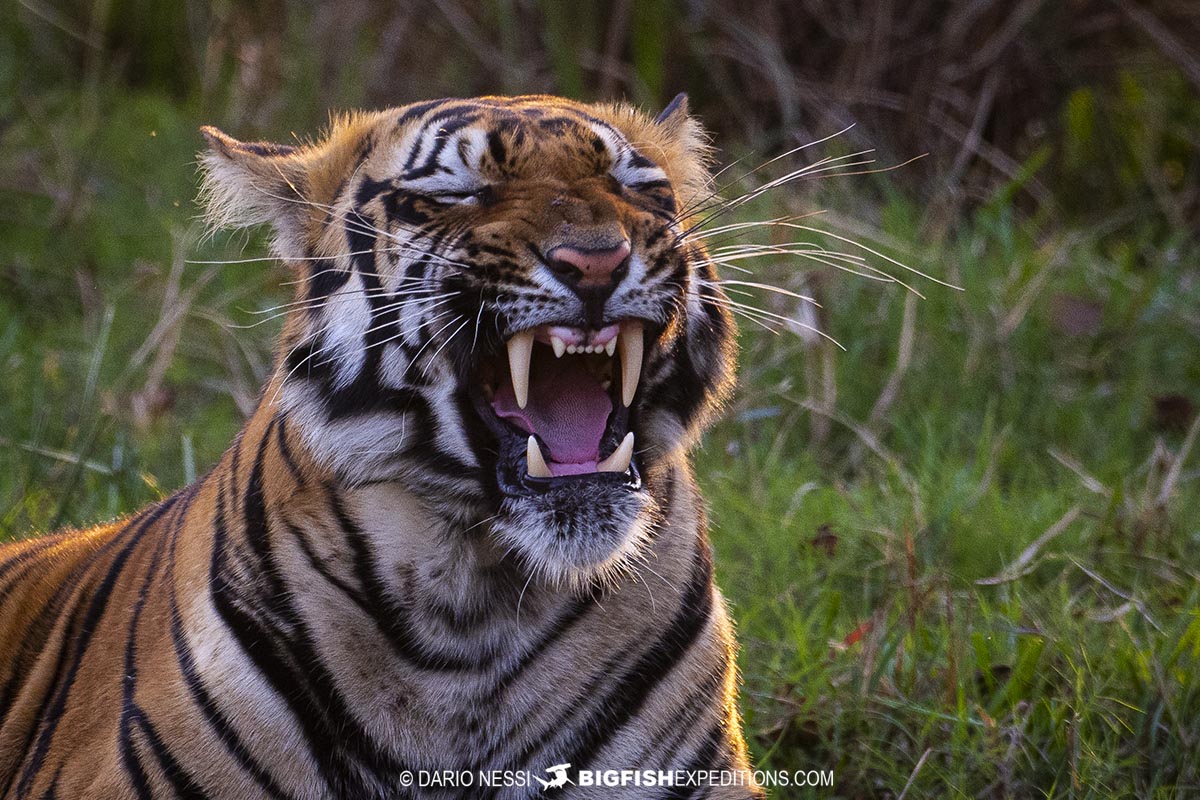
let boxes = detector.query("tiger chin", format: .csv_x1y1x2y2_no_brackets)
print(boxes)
0,95,762,799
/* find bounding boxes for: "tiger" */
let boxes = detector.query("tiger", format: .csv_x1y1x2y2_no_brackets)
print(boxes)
0,94,763,799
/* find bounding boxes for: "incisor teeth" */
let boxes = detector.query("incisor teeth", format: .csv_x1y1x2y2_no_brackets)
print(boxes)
597,432,635,473
507,331,534,409
605,339,617,357
618,322,643,407
551,336,566,358
526,436,553,478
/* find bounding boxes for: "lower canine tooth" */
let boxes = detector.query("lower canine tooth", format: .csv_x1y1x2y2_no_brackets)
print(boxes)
507,331,534,409
597,432,635,473
618,321,643,407
526,436,553,478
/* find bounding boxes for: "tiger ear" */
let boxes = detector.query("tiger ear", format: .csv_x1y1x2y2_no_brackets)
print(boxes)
199,125,312,258
652,92,707,158
643,92,711,216
654,93,690,132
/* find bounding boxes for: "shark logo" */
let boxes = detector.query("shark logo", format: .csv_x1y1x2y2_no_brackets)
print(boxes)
536,763,573,792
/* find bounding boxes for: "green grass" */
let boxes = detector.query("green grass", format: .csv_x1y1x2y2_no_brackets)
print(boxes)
2,89,1198,799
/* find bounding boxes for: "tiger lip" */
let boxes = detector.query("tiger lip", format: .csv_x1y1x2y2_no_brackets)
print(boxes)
504,320,643,479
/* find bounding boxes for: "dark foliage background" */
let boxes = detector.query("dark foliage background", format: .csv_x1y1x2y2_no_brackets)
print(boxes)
6,0,1200,220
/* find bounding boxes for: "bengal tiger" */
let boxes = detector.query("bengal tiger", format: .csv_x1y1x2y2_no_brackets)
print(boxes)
0,94,764,799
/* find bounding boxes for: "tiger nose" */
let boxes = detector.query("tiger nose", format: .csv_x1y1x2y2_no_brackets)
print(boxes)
545,241,631,289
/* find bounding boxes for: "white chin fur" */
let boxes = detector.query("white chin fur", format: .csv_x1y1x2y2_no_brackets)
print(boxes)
489,490,658,592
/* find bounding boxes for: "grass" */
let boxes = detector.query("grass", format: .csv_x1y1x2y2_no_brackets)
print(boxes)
2,87,1198,799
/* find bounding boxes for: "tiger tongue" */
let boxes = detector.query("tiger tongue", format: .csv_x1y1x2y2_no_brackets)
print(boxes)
492,357,612,469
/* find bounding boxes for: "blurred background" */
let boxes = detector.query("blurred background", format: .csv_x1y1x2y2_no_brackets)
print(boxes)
2,2,1198,796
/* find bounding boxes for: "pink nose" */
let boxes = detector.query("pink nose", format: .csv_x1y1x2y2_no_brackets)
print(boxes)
546,241,631,288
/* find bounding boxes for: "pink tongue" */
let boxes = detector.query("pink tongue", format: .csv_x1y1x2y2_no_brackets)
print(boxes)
492,356,612,472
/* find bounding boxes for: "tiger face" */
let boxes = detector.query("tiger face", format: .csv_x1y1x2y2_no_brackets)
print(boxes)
202,95,735,586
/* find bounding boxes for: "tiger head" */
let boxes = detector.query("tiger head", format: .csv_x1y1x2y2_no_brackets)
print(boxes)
201,95,735,587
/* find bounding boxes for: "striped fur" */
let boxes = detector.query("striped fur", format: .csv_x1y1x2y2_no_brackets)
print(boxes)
0,96,761,798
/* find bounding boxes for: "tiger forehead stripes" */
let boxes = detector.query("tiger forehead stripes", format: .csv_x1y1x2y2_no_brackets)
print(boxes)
0,95,761,798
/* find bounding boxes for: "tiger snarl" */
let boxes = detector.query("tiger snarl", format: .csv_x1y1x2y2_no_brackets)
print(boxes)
0,95,760,799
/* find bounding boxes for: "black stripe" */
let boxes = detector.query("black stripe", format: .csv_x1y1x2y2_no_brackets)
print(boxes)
328,489,477,671
119,492,190,798
393,98,448,131
16,494,181,797
209,473,346,788
166,485,295,800
287,518,369,609
486,131,507,167
306,258,350,305
0,536,60,586
557,544,715,770
401,109,481,176
209,457,408,792
0,551,102,777
0,550,56,611
274,415,305,487
626,151,659,170
402,115,479,180
655,723,724,799
127,709,209,799
463,593,598,773
241,421,286,598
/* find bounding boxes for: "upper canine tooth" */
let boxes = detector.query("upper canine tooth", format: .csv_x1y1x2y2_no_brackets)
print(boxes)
526,436,553,478
551,336,567,358
597,432,634,473
605,339,617,357
618,321,643,407
507,331,534,409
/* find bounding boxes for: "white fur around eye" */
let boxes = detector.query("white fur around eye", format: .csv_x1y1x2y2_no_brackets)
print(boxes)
430,191,483,205
588,121,669,190
395,126,488,202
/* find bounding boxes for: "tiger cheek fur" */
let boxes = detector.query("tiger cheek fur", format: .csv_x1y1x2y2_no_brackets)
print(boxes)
0,96,761,799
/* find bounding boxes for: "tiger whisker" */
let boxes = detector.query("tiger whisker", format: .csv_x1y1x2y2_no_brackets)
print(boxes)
186,246,380,266
405,312,468,367
242,290,460,331
708,249,911,290
240,283,448,321
708,280,820,307
419,316,472,380
231,185,478,277
470,295,486,355
358,307,463,365
671,124,857,222
733,222,959,291
679,211,830,244
678,150,877,240
272,299,461,399
514,571,536,634
699,291,845,349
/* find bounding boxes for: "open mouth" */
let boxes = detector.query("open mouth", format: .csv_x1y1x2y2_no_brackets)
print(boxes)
475,320,645,492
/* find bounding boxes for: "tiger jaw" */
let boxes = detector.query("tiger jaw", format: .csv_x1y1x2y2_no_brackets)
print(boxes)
481,319,645,488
